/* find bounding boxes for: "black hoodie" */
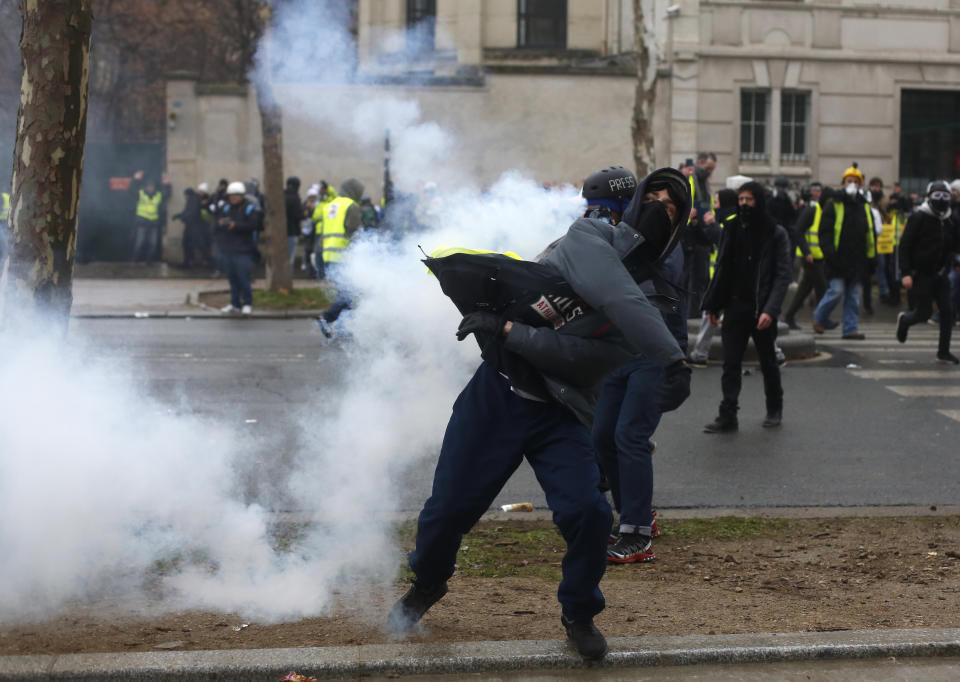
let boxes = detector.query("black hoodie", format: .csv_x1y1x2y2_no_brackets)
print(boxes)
702,182,793,319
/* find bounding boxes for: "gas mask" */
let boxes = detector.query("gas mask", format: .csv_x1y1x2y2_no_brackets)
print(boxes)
585,206,615,225
930,190,951,217
844,182,859,197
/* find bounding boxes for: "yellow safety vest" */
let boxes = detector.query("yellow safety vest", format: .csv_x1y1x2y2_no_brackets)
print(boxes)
312,188,338,235
833,201,875,259
686,175,696,225
0,192,10,221
795,202,823,260
708,213,738,279
321,196,355,263
136,190,162,221
890,209,907,245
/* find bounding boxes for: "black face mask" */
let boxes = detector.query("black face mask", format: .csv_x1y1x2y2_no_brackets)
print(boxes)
931,198,950,216
738,204,755,227
633,200,674,262
871,189,884,202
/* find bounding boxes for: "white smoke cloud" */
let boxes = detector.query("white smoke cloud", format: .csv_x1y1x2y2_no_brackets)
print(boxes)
0,0,589,625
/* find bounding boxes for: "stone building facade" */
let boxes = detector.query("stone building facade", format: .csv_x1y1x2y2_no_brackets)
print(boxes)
164,0,960,249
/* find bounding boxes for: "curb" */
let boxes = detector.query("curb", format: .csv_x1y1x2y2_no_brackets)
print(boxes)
70,312,323,320
1,628,958,681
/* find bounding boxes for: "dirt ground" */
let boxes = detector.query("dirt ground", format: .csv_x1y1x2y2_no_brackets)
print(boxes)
2,516,959,656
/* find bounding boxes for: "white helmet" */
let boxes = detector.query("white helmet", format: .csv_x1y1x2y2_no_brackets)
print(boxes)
197,182,209,193
226,181,246,195
306,184,320,197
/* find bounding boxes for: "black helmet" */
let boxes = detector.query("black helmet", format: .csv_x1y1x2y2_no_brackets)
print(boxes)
582,166,638,202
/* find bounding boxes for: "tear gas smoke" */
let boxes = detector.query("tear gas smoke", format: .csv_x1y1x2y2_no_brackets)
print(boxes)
0,1,589,624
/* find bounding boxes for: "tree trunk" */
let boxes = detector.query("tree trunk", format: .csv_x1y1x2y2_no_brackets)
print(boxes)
256,70,291,293
1,0,93,326
631,0,657,178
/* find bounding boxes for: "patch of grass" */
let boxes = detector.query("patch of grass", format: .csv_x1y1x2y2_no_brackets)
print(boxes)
251,286,334,310
666,516,792,540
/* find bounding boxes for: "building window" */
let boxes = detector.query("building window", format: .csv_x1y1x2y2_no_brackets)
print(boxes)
781,91,809,163
517,0,567,49
740,90,769,161
407,0,436,53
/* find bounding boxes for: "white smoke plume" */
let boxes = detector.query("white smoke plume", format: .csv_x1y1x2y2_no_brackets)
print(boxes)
0,0,591,624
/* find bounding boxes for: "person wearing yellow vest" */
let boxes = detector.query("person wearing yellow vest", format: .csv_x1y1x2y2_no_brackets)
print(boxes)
310,180,338,280
688,188,738,366
881,182,913,306
130,170,171,263
316,177,365,338
0,188,10,264
680,157,717,318
783,182,828,329
812,163,875,339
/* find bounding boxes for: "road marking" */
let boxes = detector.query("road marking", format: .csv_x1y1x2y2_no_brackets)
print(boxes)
851,370,960,379
878,359,917,364
938,410,960,422
885,386,960,397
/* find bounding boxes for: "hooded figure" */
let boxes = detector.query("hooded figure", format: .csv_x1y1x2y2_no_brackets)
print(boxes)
701,180,793,432
393,168,693,661
896,180,960,364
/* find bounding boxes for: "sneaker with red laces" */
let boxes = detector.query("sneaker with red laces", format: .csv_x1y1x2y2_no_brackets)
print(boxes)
607,532,655,563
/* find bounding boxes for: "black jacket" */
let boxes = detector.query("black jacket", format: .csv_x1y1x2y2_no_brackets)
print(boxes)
702,210,793,320
899,204,960,279
819,195,874,279
214,200,259,254
284,188,303,237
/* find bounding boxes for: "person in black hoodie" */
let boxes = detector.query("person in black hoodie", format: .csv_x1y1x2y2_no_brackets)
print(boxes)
895,181,960,364
388,168,692,661
702,181,793,432
284,176,303,272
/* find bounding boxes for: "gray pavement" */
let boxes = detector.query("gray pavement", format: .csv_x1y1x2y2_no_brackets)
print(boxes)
68,311,960,512
2,628,959,680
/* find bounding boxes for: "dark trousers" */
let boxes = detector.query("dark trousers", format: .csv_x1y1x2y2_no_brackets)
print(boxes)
221,251,253,307
720,313,783,417
592,358,663,535
132,219,161,262
901,275,953,355
784,259,827,320
410,363,612,621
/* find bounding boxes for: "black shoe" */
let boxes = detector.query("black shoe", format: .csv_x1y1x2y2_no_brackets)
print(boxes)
785,317,800,331
936,352,959,365
842,332,865,340
561,615,608,660
386,581,448,634
704,416,738,433
762,411,782,428
896,312,908,344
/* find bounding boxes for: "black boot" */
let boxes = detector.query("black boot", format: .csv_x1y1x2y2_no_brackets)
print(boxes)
386,581,448,634
561,615,608,660
704,404,738,433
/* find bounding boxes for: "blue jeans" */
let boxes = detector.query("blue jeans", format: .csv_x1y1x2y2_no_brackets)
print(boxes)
287,236,299,270
592,359,663,536
875,255,890,297
410,363,612,621
221,251,253,307
814,277,861,336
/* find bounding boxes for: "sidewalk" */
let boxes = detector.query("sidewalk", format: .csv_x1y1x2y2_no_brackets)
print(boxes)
2,628,958,681
70,278,323,319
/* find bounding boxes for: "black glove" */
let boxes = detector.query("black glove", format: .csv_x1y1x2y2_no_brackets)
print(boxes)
656,359,691,413
456,311,503,341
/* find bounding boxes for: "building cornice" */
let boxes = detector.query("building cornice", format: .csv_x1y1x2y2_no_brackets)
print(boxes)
702,0,960,17
695,44,960,66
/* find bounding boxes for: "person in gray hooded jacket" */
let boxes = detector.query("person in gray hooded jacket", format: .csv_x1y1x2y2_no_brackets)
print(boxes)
388,168,692,661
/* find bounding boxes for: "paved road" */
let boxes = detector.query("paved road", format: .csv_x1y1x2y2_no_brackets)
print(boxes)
69,315,960,513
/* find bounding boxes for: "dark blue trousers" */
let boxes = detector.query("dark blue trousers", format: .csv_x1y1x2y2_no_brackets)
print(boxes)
410,362,612,621
592,358,663,535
